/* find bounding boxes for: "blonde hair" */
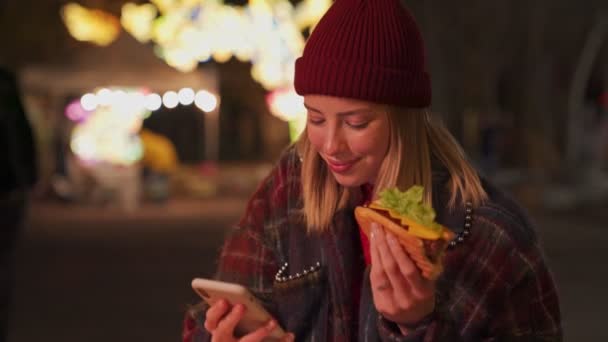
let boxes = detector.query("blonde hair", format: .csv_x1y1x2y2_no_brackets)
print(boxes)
296,107,487,233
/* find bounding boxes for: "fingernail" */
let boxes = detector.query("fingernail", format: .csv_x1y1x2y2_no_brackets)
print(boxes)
288,333,295,341
266,320,277,330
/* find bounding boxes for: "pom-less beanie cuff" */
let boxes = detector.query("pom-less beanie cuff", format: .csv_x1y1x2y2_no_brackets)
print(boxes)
294,56,431,108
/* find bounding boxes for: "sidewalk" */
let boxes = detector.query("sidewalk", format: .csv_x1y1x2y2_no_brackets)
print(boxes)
37,160,274,229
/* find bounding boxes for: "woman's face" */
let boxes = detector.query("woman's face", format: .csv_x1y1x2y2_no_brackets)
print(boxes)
305,95,390,187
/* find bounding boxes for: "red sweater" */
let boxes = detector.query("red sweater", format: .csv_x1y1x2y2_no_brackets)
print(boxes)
352,183,374,329
359,183,374,265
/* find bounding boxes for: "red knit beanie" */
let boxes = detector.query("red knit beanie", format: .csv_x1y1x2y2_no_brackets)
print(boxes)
294,0,431,108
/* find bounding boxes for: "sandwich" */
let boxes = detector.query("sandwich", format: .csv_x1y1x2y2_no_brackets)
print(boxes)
354,185,455,280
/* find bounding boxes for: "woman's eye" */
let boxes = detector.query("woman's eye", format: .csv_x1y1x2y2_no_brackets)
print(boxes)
346,121,369,129
308,117,325,125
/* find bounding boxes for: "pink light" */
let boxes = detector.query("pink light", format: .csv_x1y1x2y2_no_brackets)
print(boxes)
65,99,93,122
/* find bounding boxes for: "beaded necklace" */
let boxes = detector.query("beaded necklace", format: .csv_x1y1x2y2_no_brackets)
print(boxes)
448,201,473,249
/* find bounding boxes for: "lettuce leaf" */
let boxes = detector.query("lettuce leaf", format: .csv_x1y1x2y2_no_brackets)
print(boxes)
377,185,441,231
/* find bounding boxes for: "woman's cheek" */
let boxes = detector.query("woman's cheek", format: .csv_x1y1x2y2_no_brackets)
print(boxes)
347,132,382,156
306,127,323,151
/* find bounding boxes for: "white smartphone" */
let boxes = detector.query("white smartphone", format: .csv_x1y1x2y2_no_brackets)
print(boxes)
191,278,286,340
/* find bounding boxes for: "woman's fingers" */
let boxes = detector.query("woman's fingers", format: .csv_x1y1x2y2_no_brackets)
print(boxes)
369,223,388,288
373,227,410,296
239,319,281,342
384,231,424,291
280,333,296,342
204,299,230,332
385,231,435,299
205,300,294,342
214,304,246,338
369,224,437,326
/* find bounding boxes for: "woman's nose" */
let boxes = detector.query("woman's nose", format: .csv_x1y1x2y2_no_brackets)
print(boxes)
323,127,346,155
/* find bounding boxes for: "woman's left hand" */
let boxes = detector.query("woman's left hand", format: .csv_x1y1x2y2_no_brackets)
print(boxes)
369,222,435,333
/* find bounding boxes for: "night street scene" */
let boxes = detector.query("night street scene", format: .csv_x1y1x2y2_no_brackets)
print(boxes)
1,0,607,341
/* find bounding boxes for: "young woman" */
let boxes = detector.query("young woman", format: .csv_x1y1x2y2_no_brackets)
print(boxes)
183,0,562,340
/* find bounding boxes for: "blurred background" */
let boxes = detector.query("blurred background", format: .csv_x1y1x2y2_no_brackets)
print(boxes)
0,0,607,341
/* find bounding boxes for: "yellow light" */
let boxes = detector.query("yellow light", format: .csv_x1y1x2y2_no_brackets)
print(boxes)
254,62,283,90
251,65,262,83
195,90,218,112
274,0,295,20
61,3,121,46
152,12,182,45
266,87,306,121
177,26,200,45
288,113,307,142
175,62,198,73
140,129,179,172
249,0,273,15
150,0,178,14
212,50,232,63
218,7,244,51
164,48,198,72
181,0,202,7
176,27,212,63
138,0,332,91
196,47,212,62
265,87,307,141
121,3,158,43
295,0,331,30
235,45,254,62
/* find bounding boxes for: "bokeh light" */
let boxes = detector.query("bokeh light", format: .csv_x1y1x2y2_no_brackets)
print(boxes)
195,90,217,112
162,91,179,109
178,88,195,105
80,93,98,111
145,93,162,111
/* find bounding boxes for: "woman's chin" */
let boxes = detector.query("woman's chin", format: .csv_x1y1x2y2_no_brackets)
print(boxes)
331,172,367,188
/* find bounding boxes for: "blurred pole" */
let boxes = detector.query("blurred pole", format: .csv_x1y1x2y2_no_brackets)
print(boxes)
204,108,219,161
567,13,608,165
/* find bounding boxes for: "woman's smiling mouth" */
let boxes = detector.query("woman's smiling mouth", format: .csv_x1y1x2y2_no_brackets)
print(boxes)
325,158,361,173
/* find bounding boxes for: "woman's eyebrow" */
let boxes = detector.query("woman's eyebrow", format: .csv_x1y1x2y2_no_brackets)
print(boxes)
303,103,321,113
303,103,372,116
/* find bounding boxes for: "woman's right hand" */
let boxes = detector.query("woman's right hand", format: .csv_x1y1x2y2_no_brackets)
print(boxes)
204,299,294,342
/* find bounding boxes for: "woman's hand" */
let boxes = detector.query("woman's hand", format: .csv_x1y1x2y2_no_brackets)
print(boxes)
204,299,295,342
369,222,436,334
